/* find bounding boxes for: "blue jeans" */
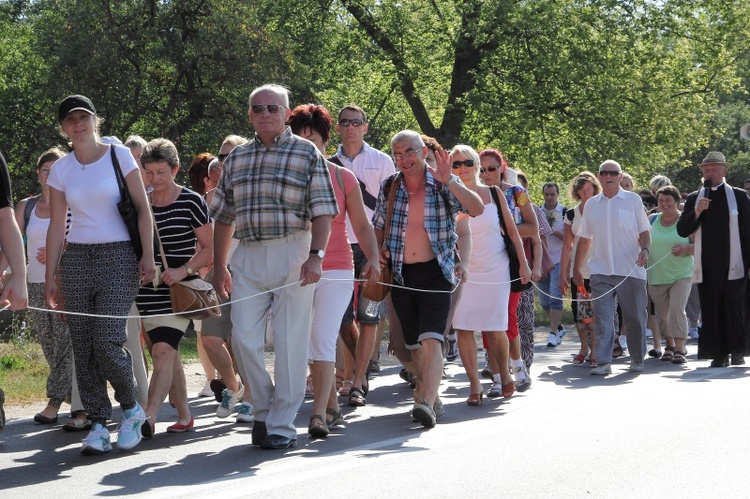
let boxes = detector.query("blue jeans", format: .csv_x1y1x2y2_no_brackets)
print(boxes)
537,263,563,311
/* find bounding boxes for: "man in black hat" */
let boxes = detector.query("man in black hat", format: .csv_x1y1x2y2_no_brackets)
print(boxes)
677,152,750,366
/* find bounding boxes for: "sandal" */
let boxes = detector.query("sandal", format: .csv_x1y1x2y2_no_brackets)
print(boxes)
573,354,586,365
62,414,92,432
326,407,345,427
661,346,675,362
467,392,484,406
308,414,329,439
672,350,687,364
338,379,353,396
348,387,367,407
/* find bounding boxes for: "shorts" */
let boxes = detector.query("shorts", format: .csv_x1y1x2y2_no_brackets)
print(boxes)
341,244,382,326
143,315,191,350
390,259,452,349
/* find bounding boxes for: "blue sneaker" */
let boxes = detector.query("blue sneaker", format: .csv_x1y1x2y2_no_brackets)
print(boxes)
81,423,112,455
116,402,146,451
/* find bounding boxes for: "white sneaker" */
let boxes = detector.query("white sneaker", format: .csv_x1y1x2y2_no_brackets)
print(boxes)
630,362,645,373
217,383,245,418
117,402,146,451
514,363,532,392
556,328,567,344
645,328,653,339
591,363,612,375
546,332,558,347
81,422,112,455
235,402,254,423
688,327,699,340
198,381,214,398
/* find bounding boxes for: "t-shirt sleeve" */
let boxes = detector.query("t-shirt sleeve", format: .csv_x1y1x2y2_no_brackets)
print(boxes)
635,196,652,233
371,176,391,230
341,166,359,197
187,190,211,229
0,149,13,209
115,144,139,178
578,204,593,239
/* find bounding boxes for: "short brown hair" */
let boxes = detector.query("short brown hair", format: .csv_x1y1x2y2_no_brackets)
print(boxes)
656,185,681,203
338,105,367,123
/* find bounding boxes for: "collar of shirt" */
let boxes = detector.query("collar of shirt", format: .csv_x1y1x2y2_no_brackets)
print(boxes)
336,141,371,161
253,127,293,148
711,181,725,191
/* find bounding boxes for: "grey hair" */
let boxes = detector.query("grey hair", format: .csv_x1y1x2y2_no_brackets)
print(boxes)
390,130,424,150
208,158,221,176
248,84,290,108
599,159,621,173
124,135,147,152
141,138,180,169
220,134,248,151
649,174,671,195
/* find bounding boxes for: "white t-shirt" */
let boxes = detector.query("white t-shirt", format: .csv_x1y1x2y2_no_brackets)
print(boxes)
25,205,49,283
334,141,395,244
47,145,139,244
578,188,651,280
543,203,565,263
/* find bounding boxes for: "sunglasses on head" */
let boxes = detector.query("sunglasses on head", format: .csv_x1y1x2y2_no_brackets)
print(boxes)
598,170,620,176
452,160,474,169
338,119,365,127
480,166,499,174
251,104,285,114
218,153,228,161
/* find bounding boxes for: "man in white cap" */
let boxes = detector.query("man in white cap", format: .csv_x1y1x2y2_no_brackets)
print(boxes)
677,151,750,367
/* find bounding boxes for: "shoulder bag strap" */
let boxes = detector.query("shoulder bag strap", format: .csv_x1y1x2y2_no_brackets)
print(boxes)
23,194,40,231
489,185,507,237
110,145,128,200
149,195,170,271
382,174,401,251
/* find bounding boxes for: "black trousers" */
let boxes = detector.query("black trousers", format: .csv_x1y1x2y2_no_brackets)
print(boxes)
697,276,748,359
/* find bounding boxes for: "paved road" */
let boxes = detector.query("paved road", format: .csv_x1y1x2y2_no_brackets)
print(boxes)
2,339,750,498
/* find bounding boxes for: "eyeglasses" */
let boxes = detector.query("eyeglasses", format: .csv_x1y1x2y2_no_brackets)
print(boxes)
218,153,228,161
480,166,499,174
338,119,365,127
452,160,474,169
393,148,419,161
598,170,620,176
251,104,285,114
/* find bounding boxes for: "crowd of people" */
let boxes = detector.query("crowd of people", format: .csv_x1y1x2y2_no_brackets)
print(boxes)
1,83,749,455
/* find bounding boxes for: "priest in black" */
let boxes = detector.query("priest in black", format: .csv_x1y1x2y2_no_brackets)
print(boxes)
677,151,750,367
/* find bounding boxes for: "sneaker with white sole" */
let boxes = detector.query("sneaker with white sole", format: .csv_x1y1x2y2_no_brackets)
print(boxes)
629,362,645,373
514,364,532,392
235,402,254,423
198,381,214,398
116,402,146,451
556,327,567,344
446,337,459,361
591,363,612,375
217,383,245,418
546,332,558,347
688,327,699,340
433,397,445,419
412,401,436,428
81,422,112,455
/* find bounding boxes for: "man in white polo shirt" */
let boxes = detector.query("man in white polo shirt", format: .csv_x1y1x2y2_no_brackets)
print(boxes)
573,160,651,375
330,105,395,406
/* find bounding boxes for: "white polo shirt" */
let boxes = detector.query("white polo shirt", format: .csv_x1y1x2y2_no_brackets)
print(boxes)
578,187,651,280
334,141,395,244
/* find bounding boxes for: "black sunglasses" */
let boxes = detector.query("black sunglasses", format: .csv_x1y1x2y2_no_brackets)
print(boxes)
338,119,365,127
452,160,475,169
480,166,499,173
251,104,285,114
598,170,620,176
218,153,228,161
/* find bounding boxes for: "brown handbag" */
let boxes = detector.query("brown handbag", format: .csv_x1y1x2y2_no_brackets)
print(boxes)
152,205,221,320
361,174,401,302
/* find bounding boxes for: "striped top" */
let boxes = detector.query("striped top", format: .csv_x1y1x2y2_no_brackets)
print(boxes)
136,187,210,316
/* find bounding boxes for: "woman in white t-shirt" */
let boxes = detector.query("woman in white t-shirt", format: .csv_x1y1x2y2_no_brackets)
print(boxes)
559,172,601,366
44,95,155,455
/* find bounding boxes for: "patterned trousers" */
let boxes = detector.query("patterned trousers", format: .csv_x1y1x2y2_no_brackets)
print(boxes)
28,282,73,408
59,242,140,423
518,287,535,369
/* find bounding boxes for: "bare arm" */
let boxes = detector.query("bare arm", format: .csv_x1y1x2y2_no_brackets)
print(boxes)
572,236,592,287
160,223,214,287
558,223,574,294
496,187,531,283
346,184,381,287
299,215,332,286
212,221,234,300
0,205,27,310
636,230,651,267
515,200,540,238
43,187,67,311
454,214,472,283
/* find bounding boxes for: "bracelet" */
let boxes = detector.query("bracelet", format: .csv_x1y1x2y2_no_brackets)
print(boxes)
641,247,650,254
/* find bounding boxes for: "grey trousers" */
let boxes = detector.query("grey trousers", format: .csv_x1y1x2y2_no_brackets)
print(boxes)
591,275,647,365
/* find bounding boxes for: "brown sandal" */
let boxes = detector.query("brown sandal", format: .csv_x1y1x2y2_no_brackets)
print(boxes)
348,387,367,407
308,414,329,438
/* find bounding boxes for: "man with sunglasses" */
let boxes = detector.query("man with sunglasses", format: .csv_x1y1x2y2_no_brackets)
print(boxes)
210,84,338,449
573,160,651,375
330,105,395,407
373,131,483,427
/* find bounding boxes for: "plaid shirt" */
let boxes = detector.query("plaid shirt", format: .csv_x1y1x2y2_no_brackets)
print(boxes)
210,128,338,241
372,171,467,285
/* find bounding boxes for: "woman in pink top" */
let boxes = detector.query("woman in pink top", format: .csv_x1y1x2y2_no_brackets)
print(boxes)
288,104,380,438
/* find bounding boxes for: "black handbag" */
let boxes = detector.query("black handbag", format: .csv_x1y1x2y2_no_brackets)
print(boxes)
489,186,531,292
110,145,143,259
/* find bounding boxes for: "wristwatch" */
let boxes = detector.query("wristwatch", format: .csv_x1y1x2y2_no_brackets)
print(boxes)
185,265,196,275
309,249,326,259
446,175,457,187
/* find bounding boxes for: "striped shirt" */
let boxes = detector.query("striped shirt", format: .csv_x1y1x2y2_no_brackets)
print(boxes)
372,171,467,286
209,128,338,241
137,187,210,316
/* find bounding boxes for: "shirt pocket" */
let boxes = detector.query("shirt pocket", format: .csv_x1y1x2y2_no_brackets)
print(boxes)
616,208,636,231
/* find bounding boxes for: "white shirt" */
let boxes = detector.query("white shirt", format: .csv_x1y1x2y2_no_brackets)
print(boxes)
334,141,395,244
47,145,139,244
543,202,565,263
25,205,49,283
578,188,651,280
